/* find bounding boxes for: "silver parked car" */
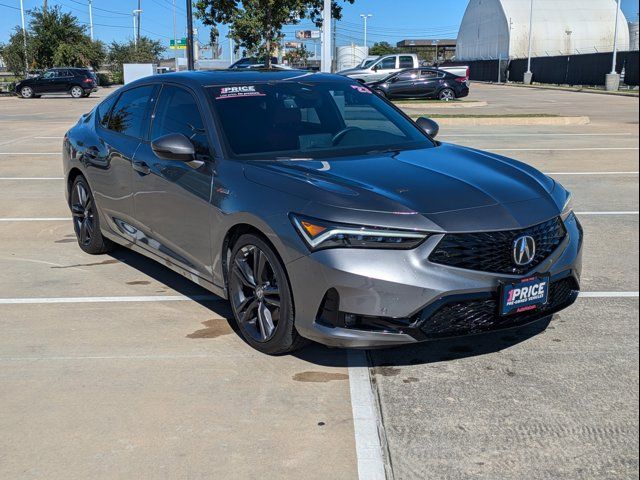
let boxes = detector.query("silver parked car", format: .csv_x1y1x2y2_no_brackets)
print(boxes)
62,70,583,354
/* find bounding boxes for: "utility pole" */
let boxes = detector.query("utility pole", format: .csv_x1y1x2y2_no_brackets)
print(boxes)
19,0,28,74
132,10,142,47
524,0,534,84
172,0,178,70
606,0,622,90
137,0,141,44
88,0,94,41
186,0,195,70
321,0,332,72
360,14,372,51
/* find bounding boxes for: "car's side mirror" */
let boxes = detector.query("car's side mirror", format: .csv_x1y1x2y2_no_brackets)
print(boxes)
372,65,379,72
416,117,440,138
151,133,195,161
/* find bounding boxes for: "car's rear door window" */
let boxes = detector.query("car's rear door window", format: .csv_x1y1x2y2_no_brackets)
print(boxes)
151,85,211,160
96,94,118,128
107,85,154,138
399,56,414,69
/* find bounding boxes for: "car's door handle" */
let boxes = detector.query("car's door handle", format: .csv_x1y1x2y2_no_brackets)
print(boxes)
132,161,151,175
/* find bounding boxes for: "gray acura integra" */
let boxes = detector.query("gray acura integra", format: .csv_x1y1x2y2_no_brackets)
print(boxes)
63,70,583,354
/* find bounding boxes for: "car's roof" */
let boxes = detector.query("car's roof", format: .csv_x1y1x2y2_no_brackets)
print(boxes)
127,70,352,89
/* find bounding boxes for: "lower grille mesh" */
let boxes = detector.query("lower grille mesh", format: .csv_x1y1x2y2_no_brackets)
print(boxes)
419,277,578,338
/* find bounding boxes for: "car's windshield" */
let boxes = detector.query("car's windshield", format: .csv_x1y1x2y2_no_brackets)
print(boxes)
207,81,433,160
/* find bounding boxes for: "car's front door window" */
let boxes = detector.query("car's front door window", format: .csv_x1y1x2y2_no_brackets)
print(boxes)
151,85,211,161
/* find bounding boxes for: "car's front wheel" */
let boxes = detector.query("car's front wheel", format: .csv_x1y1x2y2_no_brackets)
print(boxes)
228,234,306,354
70,86,84,98
70,175,115,254
20,86,34,98
438,88,456,101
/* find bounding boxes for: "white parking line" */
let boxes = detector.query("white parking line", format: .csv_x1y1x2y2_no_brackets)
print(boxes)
0,295,219,305
490,147,639,152
442,133,636,137
0,152,59,155
0,177,64,180
576,211,639,216
0,292,636,305
0,218,69,222
545,172,639,175
348,350,387,480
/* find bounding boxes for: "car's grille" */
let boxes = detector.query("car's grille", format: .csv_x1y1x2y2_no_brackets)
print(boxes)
429,217,567,275
418,277,579,339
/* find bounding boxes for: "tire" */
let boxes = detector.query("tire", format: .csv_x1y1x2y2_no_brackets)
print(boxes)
20,86,34,99
438,88,456,101
228,234,307,355
70,86,84,98
70,175,115,255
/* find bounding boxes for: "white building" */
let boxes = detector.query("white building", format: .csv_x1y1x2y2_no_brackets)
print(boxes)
456,0,630,60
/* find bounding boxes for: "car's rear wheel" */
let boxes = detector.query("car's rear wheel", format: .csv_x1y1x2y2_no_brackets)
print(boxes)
439,88,456,101
70,176,115,254
70,86,84,98
228,234,306,354
20,86,34,98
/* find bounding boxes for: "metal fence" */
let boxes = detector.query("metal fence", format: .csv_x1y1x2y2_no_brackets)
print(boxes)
441,50,639,86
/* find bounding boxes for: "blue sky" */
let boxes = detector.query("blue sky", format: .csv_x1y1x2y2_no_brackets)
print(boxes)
1,0,638,57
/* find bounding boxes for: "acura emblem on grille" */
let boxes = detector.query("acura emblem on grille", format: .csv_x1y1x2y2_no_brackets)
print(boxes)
513,236,536,266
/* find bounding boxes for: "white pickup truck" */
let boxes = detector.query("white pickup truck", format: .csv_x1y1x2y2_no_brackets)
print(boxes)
338,53,469,83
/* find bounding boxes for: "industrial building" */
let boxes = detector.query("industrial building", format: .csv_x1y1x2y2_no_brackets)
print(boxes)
456,0,631,60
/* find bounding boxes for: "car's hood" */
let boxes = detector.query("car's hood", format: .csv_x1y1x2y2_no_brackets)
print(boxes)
244,144,565,232
337,68,368,76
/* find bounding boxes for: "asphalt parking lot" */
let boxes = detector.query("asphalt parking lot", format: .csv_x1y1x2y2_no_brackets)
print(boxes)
0,84,638,479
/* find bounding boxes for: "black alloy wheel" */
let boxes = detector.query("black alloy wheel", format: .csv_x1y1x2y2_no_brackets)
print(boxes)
70,176,114,254
228,234,305,354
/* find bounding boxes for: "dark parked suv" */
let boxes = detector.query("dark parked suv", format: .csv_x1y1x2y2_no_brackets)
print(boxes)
16,67,98,99
368,67,469,101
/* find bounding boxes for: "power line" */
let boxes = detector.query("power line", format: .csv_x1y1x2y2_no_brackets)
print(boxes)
0,2,21,11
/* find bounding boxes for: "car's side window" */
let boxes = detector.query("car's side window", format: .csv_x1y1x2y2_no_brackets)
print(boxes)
396,70,419,81
96,94,119,129
151,85,211,160
420,70,438,79
42,70,56,79
379,57,396,70
107,85,154,138
399,56,414,69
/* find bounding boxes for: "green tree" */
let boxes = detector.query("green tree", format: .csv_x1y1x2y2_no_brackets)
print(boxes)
0,27,34,76
195,0,355,67
29,6,104,70
369,41,397,56
106,37,165,84
0,7,104,76
284,44,311,67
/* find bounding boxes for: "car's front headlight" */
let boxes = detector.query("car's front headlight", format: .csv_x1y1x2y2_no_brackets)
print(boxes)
290,214,429,251
561,192,574,220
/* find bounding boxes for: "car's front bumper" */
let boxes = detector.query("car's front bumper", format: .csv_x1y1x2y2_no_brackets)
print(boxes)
287,214,583,348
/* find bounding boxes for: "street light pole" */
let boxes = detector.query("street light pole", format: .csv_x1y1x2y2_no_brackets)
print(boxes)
172,0,178,70
524,0,534,84
19,0,28,74
88,0,94,41
360,14,372,51
321,0,332,72
606,0,622,90
137,0,141,44
186,0,195,70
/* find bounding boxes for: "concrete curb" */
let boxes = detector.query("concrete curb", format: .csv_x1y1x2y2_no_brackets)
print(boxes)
393,101,488,109
418,116,591,126
475,81,639,98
